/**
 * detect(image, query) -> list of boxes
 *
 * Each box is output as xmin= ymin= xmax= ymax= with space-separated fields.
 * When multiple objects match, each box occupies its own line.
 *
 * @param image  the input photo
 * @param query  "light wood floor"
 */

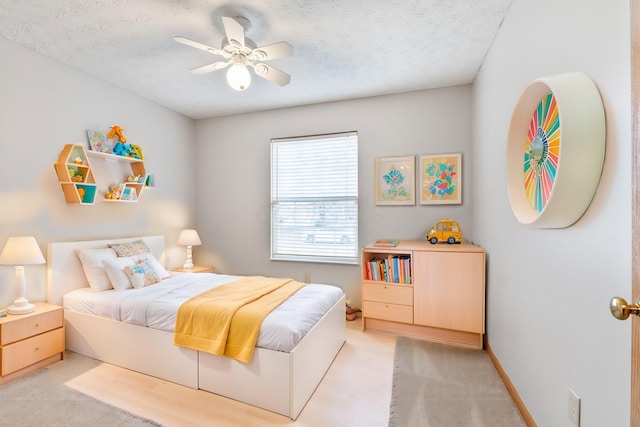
xmin=65 ymin=318 xmax=397 ymax=427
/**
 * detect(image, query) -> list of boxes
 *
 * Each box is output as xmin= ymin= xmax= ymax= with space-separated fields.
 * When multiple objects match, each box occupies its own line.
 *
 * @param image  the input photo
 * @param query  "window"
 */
xmin=271 ymin=132 xmax=358 ymax=264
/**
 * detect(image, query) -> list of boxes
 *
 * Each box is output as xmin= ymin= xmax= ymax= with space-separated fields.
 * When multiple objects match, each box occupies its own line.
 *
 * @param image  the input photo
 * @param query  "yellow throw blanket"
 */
xmin=174 ymin=276 xmax=304 ymax=364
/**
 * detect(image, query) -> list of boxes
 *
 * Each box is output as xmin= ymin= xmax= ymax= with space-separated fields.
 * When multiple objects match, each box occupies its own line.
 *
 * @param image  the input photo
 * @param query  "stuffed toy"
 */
xmin=130 ymin=144 xmax=143 ymax=159
xmin=112 ymin=142 xmax=133 ymax=157
xmin=106 ymin=126 xmax=143 ymax=159
xmin=107 ymin=125 xmax=126 ymax=143
xmin=105 ymin=185 xmax=121 ymax=200
xmin=345 ymin=298 xmax=361 ymax=321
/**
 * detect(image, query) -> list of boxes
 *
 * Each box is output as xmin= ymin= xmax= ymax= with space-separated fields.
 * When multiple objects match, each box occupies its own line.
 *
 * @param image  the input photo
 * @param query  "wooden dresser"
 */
xmin=362 ymin=240 xmax=485 ymax=349
xmin=0 ymin=302 xmax=65 ymax=383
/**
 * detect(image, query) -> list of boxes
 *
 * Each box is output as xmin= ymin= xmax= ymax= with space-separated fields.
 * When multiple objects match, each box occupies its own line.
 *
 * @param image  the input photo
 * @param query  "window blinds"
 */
xmin=271 ymin=132 xmax=358 ymax=264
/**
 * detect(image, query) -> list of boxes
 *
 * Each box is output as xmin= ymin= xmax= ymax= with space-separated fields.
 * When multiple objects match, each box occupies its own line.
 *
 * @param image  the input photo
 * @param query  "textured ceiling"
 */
xmin=0 ymin=0 xmax=512 ymax=119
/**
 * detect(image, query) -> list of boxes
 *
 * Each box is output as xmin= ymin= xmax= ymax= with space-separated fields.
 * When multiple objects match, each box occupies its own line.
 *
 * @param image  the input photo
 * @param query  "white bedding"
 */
xmin=63 ymin=272 xmax=344 ymax=352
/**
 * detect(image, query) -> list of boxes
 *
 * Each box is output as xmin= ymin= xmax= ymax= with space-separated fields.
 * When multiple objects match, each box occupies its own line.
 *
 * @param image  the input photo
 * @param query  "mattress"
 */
xmin=63 ymin=272 xmax=344 ymax=352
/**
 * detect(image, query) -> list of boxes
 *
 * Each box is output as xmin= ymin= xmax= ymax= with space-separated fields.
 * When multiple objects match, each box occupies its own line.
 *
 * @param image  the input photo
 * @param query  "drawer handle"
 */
xmin=35 ymin=347 xmax=39 ymax=351
xmin=34 ymin=323 xmax=39 ymax=328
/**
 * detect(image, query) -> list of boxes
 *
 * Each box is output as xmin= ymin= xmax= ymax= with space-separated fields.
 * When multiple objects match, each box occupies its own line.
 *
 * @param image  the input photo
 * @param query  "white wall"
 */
xmin=472 ymin=1 xmax=631 ymax=426
xmin=0 ymin=37 xmax=196 ymax=307
xmin=194 ymin=87 xmax=474 ymax=303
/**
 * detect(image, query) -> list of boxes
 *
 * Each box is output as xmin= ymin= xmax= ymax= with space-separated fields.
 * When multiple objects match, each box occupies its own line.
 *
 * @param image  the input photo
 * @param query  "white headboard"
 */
xmin=47 ymin=235 xmax=165 ymax=306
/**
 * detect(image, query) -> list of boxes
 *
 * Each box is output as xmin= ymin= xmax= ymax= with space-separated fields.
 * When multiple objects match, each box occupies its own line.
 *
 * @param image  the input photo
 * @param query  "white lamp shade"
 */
xmin=0 ymin=236 xmax=45 ymax=265
xmin=0 ymin=236 xmax=44 ymax=315
xmin=226 ymin=64 xmax=251 ymax=91
xmin=177 ymin=229 xmax=201 ymax=246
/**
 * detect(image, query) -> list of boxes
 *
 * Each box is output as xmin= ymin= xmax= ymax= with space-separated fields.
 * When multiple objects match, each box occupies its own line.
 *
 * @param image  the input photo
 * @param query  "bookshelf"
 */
xmin=54 ymin=144 xmax=150 ymax=204
xmin=363 ymin=254 xmax=411 ymax=283
xmin=53 ymin=144 xmax=97 ymax=204
xmin=361 ymin=240 xmax=485 ymax=349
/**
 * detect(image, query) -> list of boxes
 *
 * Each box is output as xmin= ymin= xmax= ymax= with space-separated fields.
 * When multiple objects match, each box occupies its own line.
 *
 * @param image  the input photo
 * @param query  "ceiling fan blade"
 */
xmin=222 ymin=16 xmax=245 ymax=48
xmin=191 ymin=61 xmax=230 ymax=74
xmin=250 ymin=41 xmax=293 ymax=61
xmin=252 ymin=63 xmax=291 ymax=86
xmin=174 ymin=36 xmax=225 ymax=56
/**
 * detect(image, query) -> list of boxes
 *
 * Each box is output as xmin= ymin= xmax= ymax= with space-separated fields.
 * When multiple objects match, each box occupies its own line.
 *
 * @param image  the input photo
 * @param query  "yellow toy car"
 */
xmin=426 ymin=219 xmax=462 ymax=244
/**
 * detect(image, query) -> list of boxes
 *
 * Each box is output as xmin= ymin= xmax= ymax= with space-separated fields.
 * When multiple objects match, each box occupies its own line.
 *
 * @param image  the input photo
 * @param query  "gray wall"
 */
xmin=472 ymin=0 xmax=631 ymax=425
xmin=0 ymin=37 xmax=196 ymax=306
xmin=194 ymin=87 xmax=474 ymax=304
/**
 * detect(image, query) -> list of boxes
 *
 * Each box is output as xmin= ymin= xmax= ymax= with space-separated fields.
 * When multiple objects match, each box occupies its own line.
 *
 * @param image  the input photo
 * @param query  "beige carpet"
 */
xmin=388 ymin=336 xmax=527 ymax=427
xmin=0 ymin=351 xmax=160 ymax=426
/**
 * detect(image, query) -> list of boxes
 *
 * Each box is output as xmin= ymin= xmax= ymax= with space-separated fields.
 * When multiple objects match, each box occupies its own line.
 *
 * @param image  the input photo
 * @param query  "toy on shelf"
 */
xmin=105 ymin=185 xmax=121 ymax=200
xmin=107 ymin=125 xmax=127 ymax=143
xmin=126 ymin=174 xmax=147 ymax=184
xmin=426 ymin=219 xmax=462 ymax=244
xmin=107 ymin=125 xmax=142 ymax=159
xmin=68 ymin=167 xmax=85 ymax=182
xmin=130 ymin=144 xmax=144 ymax=159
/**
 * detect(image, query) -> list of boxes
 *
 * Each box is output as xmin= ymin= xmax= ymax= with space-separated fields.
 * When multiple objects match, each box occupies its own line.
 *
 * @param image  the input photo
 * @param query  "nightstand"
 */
xmin=0 ymin=302 xmax=65 ymax=384
xmin=172 ymin=266 xmax=215 ymax=274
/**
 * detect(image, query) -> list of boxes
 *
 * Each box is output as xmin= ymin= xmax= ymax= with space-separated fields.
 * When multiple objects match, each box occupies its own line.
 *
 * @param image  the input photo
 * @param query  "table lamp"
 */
xmin=0 ymin=236 xmax=46 ymax=314
xmin=177 ymin=229 xmax=201 ymax=270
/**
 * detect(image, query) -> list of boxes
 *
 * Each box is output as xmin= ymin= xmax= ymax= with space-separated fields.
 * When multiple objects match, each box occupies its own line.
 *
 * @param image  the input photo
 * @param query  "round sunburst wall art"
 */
xmin=506 ymin=72 xmax=606 ymax=228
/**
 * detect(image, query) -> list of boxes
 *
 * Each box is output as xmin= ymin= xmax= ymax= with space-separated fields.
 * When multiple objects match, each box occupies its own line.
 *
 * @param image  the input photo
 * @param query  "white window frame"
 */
xmin=270 ymin=131 xmax=358 ymax=265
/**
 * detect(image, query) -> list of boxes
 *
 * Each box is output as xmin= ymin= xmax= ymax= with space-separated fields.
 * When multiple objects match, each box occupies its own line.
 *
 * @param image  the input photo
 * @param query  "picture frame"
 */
xmin=120 ymin=186 xmax=137 ymax=201
xmin=374 ymin=156 xmax=415 ymax=205
xmin=419 ymin=153 xmax=462 ymax=205
xmin=86 ymin=129 xmax=112 ymax=153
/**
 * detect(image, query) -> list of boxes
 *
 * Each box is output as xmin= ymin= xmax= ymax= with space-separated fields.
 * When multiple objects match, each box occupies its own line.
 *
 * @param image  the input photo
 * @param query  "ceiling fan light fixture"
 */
xmin=175 ymin=16 xmax=292 ymax=90
xmin=227 ymin=63 xmax=251 ymax=91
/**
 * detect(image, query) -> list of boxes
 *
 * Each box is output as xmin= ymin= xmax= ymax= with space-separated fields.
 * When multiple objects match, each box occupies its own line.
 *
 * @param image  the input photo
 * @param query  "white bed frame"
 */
xmin=46 ymin=235 xmax=346 ymax=420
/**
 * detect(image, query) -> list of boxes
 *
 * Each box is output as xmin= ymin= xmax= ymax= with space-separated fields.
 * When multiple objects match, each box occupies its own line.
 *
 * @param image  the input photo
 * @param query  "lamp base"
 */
xmin=7 ymin=301 xmax=35 ymax=315
xmin=183 ymin=245 xmax=194 ymax=270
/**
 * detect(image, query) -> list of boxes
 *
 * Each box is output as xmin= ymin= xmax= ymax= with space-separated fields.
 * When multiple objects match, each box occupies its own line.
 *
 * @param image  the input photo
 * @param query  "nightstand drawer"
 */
xmin=1 ymin=328 xmax=65 ymax=375
xmin=363 ymin=301 xmax=413 ymax=323
xmin=0 ymin=308 xmax=63 ymax=345
xmin=362 ymin=282 xmax=413 ymax=305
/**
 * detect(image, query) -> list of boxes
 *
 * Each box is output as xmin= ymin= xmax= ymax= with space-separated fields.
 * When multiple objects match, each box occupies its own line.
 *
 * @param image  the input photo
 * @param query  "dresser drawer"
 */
xmin=0 ymin=308 xmax=63 ymax=345
xmin=362 ymin=282 xmax=413 ymax=305
xmin=1 ymin=327 xmax=65 ymax=375
xmin=363 ymin=301 xmax=413 ymax=323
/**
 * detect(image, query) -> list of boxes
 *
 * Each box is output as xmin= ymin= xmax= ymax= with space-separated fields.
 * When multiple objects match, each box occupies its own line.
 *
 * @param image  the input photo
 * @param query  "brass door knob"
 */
xmin=610 ymin=297 xmax=640 ymax=320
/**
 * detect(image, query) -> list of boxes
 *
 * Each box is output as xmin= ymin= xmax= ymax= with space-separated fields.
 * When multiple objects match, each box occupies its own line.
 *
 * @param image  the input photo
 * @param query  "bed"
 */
xmin=46 ymin=235 xmax=346 ymax=420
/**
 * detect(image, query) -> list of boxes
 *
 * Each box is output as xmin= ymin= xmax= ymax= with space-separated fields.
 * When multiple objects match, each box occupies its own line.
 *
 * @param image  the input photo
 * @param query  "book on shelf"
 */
xmin=372 ymin=239 xmax=399 ymax=247
xmin=364 ymin=255 xmax=412 ymax=284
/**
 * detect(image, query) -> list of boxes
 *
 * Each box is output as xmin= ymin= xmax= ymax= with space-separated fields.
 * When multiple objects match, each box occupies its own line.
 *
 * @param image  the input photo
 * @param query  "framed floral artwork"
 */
xmin=86 ymin=129 xmax=112 ymax=153
xmin=419 ymin=153 xmax=462 ymax=205
xmin=374 ymin=156 xmax=415 ymax=205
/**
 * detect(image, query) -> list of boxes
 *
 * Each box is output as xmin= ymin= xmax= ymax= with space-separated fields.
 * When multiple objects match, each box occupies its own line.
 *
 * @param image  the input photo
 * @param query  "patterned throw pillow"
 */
xmin=137 ymin=252 xmax=170 ymax=279
xmin=108 ymin=239 xmax=150 ymax=257
xmin=124 ymin=260 xmax=161 ymax=288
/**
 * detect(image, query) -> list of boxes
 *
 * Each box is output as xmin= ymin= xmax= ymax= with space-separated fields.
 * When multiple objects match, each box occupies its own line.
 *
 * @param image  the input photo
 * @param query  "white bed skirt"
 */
xmin=64 ymin=294 xmax=345 ymax=419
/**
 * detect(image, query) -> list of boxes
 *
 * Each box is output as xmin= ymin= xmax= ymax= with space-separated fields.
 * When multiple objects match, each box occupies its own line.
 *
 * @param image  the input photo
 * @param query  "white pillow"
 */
xmin=102 ymin=256 xmax=137 ymax=291
xmin=76 ymin=248 xmax=118 ymax=291
xmin=137 ymin=252 xmax=170 ymax=279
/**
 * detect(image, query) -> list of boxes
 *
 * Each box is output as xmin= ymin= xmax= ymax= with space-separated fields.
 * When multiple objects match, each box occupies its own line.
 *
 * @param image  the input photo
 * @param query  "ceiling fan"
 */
xmin=175 ymin=16 xmax=293 ymax=91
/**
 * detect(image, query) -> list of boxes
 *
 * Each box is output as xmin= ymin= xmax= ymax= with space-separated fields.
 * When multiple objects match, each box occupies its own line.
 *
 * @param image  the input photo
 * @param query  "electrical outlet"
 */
xmin=304 ymin=272 xmax=311 ymax=283
xmin=568 ymin=388 xmax=581 ymax=426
